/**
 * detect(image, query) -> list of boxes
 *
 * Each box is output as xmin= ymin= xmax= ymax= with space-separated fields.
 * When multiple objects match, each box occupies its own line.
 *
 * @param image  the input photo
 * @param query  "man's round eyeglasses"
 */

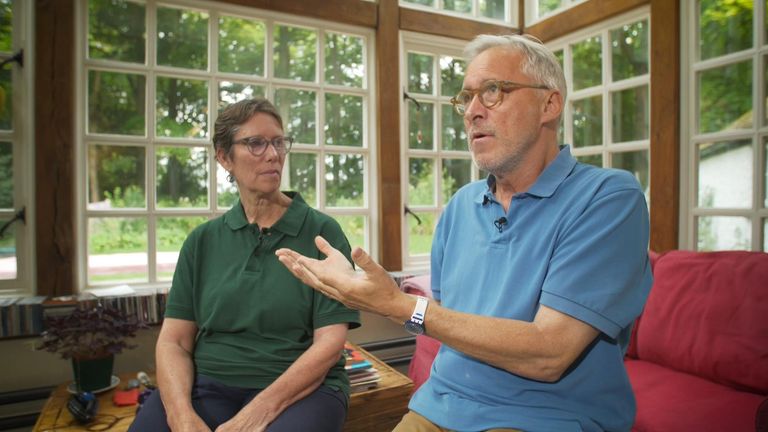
xmin=234 ymin=136 xmax=294 ymax=156
xmin=450 ymin=79 xmax=550 ymax=115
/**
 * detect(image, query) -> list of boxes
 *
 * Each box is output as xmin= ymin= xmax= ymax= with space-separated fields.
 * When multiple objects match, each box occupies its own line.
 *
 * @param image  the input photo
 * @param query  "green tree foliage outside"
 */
xmin=88 ymin=0 xmax=145 ymax=63
xmin=0 ymin=0 xmax=11 ymax=53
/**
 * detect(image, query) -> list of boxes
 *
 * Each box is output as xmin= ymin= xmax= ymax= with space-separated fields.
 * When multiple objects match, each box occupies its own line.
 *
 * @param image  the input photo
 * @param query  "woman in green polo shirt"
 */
xmin=129 ymin=98 xmax=361 ymax=432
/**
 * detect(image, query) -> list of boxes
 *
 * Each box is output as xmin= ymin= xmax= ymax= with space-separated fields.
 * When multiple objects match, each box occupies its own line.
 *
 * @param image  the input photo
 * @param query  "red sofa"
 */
xmin=403 ymin=250 xmax=768 ymax=431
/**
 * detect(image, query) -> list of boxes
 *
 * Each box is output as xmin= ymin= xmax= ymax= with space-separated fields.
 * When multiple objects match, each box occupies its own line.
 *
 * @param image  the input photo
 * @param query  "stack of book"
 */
xmin=0 ymin=286 xmax=169 ymax=338
xmin=344 ymin=343 xmax=381 ymax=393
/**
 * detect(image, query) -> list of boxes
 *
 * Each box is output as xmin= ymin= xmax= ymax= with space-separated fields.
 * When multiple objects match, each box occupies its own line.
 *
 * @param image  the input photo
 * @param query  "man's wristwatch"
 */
xmin=404 ymin=296 xmax=429 ymax=335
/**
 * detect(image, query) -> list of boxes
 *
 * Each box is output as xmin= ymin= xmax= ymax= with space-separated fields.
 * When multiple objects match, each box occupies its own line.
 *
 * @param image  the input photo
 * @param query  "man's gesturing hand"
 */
xmin=276 ymin=236 xmax=411 ymax=320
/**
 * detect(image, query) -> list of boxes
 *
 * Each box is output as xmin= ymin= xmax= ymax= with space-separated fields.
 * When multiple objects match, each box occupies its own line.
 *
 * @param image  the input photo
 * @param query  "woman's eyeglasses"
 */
xmin=234 ymin=136 xmax=294 ymax=156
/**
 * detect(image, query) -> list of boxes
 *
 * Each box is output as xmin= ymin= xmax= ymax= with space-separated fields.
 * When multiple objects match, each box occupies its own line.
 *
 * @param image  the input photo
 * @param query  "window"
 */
xmin=548 ymin=9 xmax=651 ymax=206
xmin=401 ymin=32 xmax=478 ymax=268
xmin=78 ymin=0 xmax=375 ymax=288
xmin=682 ymin=0 xmax=766 ymax=251
xmin=0 ymin=0 xmax=33 ymax=295
xmin=400 ymin=0 xmax=515 ymax=25
xmin=525 ymin=0 xmax=586 ymax=25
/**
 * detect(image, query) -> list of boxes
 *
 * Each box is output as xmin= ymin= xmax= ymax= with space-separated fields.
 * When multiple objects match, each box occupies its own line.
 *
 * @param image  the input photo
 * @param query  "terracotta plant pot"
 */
xmin=71 ymin=355 xmax=114 ymax=392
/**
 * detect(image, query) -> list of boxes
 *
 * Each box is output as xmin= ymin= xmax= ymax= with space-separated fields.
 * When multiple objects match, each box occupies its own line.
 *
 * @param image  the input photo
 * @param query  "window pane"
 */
xmin=88 ymin=217 xmax=148 ymax=284
xmin=764 ymin=219 xmax=767 ymax=252
xmin=288 ymin=153 xmax=317 ymax=207
xmin=0 ymin=0 xmax=11 ymax=52
xmin=409 ymin=101 xmax=434 ymax=150
xmin=408 ymin=211 xmax=436 ymax=256
xmin=409 ymin=158 xmax=435 ymax=206
xmin=443 ymin=0 xmax=470 ymax=13
xmin=88 ymin=0 xmax=145 ymax=63
xmin=0 ymin=67 xmax=11 ymax=130
xmin=274 ymin=25 xmax=317 ymax=82
xmin=156 ymin=216 xmax=207 ymax=281
xmin=698 ymin=60 xmax=752 ymax=134
xmin=218 ymin=16 xmax=265 ymax=76
xmin=334 ymin=215 xmax=365 ymax=249
xmin=697 ymin=139 xmax=752 ymax=208
xmin=325 ymin=93 xmax=363 ymax=147
xmin=764 ymin=138 xmax=767 ymax=208
xmin=156 ymin=77 xmax=208 ymax=138
xmin=216 ymin=164 xmax=238 ymax=210
xmin=553 ymin=49 xmax=564 ymax=68
xmin=87 ymin=144 xmax=145 ymax=209
xmin=577 ymin=154 xmax=602 ymax=167
xmin=441 ymin=104 xmax=466 ymax=151
xmin=218 ymin=81 xmax=265 ymax=111
xmin=442 ymin=158 xmax=471 ymax=203
xmin=0 ymin=217 xmax=16 ymax=280
xmin=572 ymin=36 xmax=602 ymax=90
xmin=325 ymin=153 xmax=364 ymax=207
xmin=274 ymin=88 xmax=316 ymax=144
xmin=538 ymin=0 xmax=563 ymax=17
xmin=157 ymin=6 xmax=208 ymax=70
xmin=613 ymin=150 xmax=649 ymax=204
xmin=408 ymin=53 xmax=433 ymax=94
xmin=699 ymin=0 xmax=753 ymax=60
xmin=696 ymin=216 xmax=751 ymax=251
xmin=156 ymin=146 xmax=209 ymax=208
xmin=0 ymin=142 xmax=10 ymax=208
xmin=611 ymin=19 xmax=648 ymax=81
xmin=479 ymin=0 xmax=505 ymax=20
xmin=612 ymin=85 xmax=649 ymax=142
xmin=325 ymin=33 xmax=364 ymax=87
xmin=440 ymin=56 xmax=465 ymax=97
xmin=572 ymin=95 xmax=602 ymax=148
xmin=403 ymin=0 xmax=435 ymax=7
xmin=88 ymin=70 xmax=146 ymax=135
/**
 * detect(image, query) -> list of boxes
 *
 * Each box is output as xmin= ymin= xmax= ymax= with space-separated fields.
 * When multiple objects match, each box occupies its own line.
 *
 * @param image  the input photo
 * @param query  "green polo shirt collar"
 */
xmin=223 ymin=191 xmax=309 ymax=237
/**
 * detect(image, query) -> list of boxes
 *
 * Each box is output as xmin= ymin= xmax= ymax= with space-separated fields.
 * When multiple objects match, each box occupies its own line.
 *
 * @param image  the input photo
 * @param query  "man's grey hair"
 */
xmin=464 ymin=34 xmax=567 ymax=104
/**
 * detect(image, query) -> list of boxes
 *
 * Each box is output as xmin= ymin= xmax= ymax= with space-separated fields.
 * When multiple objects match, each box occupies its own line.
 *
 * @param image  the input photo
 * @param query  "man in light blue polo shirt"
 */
xmin=277 ymin=33 xmax=652 ymax=432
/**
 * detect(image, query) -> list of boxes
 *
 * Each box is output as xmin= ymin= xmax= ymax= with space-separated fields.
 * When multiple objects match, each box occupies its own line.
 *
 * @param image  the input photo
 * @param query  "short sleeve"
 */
xmin=540 ymin=186 xmax=653 ymax=339
xmin=165 ymin=230 xmax=197 ymax=322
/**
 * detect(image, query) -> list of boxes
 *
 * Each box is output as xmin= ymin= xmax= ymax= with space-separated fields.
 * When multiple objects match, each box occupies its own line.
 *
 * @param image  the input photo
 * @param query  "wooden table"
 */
xmin=33 ymin=344 xmax=412 ymax=432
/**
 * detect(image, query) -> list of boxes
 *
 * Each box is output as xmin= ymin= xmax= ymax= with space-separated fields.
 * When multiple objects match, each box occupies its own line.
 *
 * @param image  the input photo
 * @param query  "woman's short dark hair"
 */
xmin=213 ymin=98 xmax=284 ymax=156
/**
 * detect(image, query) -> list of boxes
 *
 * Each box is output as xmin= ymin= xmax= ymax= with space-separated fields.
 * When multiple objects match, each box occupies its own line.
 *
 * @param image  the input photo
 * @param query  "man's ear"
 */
xmin=541 ymin=90 xmax=563 ymax=124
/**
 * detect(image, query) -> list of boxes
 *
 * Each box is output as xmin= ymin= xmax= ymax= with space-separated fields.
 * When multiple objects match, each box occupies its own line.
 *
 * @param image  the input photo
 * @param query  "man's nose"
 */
xmin=463 ymin=93 xmax=486 ymax=121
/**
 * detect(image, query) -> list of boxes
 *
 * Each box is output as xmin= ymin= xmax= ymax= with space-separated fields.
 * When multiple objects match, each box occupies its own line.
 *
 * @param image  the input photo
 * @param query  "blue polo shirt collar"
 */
xmin=224 ymin=191 xmax=309 ymax=237
xmin=475 ymin=145 xmax=576 ymax=204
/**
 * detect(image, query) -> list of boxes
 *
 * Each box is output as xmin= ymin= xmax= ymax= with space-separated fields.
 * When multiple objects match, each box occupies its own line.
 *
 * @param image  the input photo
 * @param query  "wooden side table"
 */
xmin=33 ymin=344 xmax=412 ymax=432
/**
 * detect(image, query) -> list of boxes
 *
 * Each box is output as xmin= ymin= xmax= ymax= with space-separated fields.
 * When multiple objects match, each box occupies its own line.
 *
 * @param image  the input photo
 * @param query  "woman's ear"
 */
xmin=216 ymin=147 xmax=233 ymax=171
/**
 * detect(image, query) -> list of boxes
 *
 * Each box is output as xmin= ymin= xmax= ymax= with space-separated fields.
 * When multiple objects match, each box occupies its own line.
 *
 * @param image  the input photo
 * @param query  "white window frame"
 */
xmin=680 ymin=0 xmax=767 ymax=251
xmin=399 ymin=0 xmax=517 ymax=26
xmin=400 ymin=31 xmax=477 ymax=270
xmin=547 ymin=7 xmax=651 ymax=204
xmin=0 ymin=0 xmax=35 ymax=295
xmin=524 ymin=0 xmax=587 ymax=27
xmin=75 ymin=0 xmax=377 ymax=290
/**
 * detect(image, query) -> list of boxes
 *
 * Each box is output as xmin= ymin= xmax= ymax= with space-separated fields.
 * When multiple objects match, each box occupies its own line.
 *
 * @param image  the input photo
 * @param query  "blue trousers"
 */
xmin=128 ymin=374 xmax=347 ymax=432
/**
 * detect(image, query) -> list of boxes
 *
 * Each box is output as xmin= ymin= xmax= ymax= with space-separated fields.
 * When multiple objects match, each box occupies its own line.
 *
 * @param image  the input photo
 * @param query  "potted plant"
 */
xmin=38 ymin=304 xmax=147 ymax=392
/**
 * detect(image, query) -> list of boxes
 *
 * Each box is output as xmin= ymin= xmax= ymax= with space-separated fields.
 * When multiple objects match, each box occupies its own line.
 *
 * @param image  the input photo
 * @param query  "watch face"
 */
xmin=404 ymin=320 xmax=425 ymax=335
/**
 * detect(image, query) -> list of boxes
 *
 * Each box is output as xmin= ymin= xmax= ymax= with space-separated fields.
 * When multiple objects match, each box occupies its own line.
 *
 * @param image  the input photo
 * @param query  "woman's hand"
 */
xmin=276 ymin=236 xmax=410 ymax=319
xmin=168 ymin=413 xmax=212 ymax=432
xmin=214 ymin=407 xmax=271 ymax=432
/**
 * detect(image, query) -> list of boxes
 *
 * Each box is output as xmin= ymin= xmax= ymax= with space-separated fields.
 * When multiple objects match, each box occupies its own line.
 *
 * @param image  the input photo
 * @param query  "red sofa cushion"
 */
xmin=634 ymin=250 xmax=768 ymax=394
xmin=626 ymin=358 xmax=767 ymax=432
xmin=408 ymin=334 xmax=440 ymax=393
xmin=626 ymin=251 xmax=660 ymax=359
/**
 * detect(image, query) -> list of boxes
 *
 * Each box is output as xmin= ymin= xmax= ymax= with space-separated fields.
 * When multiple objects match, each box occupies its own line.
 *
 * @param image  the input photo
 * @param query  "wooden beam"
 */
xmin=649 ymin=0 xmax=680 ymax=252
xmin=376 ymin=0 xmax=402 ymax=270
xmin=399 ymin=7 xmax=518 ymax=41
xmin=219 ymin=0 xmax=377 ymax=28
xmin=525 ymin=0 xmax=648 ymax=42
xmin=35 ymin=0 xmax=76 ymax=296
